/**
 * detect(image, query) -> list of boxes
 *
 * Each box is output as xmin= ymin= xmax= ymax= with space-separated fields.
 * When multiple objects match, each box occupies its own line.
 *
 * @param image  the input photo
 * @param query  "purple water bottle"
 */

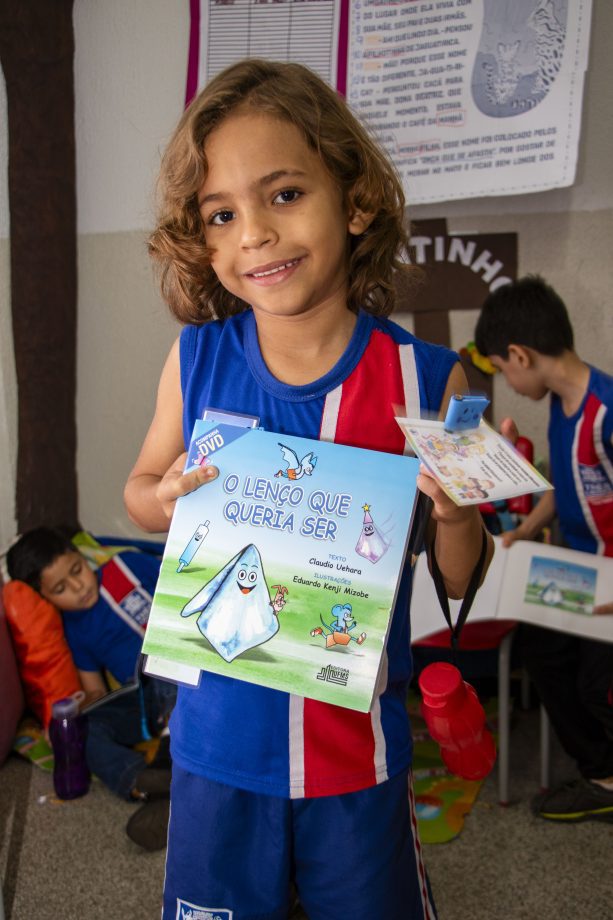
xmin=49 ymin=695 xmax=90 ymax=800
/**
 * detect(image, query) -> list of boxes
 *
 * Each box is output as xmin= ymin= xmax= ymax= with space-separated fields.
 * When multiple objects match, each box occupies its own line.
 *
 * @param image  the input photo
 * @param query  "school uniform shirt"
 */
xmin=549 ymin=365 xmax=613 ymax=556
xmin=172 ymin=308 xmax=457 ymax=798
xmin=61 ymin=551 xmax=159 ymax=684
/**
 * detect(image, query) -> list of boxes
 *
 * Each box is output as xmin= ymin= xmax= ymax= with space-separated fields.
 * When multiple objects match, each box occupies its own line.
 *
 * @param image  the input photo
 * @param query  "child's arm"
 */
xmin=78 ymin=669 xmax=108 ymax=707
xmin=496 ymin=415 xmax=556 ymax=547
xmin=124 ymin=338 xmax=218 ymax=532
xmin=419 ymin=362 xmax=494 ymax=599
xmin=501 ymin=488 xmax=556 ymax=547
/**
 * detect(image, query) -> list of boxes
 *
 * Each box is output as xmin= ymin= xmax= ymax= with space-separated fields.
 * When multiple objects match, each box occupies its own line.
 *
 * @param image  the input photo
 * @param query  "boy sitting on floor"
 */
xmin=6 ymin=526 xmax=176 ymax=849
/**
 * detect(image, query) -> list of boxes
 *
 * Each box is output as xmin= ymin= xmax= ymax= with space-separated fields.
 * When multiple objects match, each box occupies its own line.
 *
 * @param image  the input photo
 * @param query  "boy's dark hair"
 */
xmin=6 ymin=527 xmax=76 ymax=592
xmin=149 ymin=58 xmax=415 ymax=323
xmin=474 ymin=275 xmax=574 ymax=359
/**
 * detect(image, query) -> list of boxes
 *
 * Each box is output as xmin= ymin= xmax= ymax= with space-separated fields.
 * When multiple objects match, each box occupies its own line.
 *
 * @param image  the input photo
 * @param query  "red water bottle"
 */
xmin=507 ymin=436 xmax=534 ymax=515
xmin=418 ymin=662 xmax=496 ymax=780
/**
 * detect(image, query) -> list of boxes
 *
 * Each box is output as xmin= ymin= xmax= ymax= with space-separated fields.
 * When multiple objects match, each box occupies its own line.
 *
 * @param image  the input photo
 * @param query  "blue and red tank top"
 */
xmin=548 ymin=365 xmax=613 ymax=557
xmin=170 ymin=308 xmax=457 ymax=798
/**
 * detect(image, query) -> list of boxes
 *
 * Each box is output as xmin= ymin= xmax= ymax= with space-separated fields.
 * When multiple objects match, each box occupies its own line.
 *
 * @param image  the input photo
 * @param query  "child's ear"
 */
xmin=508 ymin=344 xmax=534 ymax=368
xmin=347 ymin=196 xmax=375 ymax=236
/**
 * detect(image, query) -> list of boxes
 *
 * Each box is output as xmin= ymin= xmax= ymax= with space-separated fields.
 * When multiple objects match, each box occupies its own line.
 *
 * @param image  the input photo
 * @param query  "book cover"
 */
xmin=142 ymin=421 xmax=421 ymax=712
xmin=411 ymin=537 xmax=613 ymax=645
xmin=395 ymin=417 xmax=552 ymax=506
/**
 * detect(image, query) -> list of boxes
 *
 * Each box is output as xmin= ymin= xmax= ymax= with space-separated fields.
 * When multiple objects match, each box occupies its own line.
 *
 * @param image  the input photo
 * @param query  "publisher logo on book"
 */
xmin=316 ymin=664 xmax=349 ymax=686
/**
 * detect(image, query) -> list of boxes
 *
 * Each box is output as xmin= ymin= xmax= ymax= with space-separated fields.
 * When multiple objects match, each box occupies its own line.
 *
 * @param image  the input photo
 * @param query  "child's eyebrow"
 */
xmin=199 ymin=169 xmax=308 ymax=206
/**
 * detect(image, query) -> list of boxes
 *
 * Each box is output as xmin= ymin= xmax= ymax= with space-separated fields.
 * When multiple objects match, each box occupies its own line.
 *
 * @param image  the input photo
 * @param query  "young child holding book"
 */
xmin=475 ymin=274 xmax=613 ymax=825
xmin=124 ymin=59 xmax=493 ymax=919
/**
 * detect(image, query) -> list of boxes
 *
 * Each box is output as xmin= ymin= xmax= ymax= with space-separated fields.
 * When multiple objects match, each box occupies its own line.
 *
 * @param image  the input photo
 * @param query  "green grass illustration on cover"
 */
xmin=142 ymin=419 xmax=421 ymax=712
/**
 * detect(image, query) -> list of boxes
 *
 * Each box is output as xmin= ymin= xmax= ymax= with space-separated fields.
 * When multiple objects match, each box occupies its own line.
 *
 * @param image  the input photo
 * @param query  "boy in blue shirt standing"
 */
xmin=475 ymin=275 xmax=613 ymax=824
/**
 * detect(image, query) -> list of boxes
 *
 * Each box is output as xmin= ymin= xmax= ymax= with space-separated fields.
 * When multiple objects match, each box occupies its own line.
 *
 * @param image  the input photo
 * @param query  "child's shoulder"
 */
xmin=98 ymin=549 xmax=161 ymax=583
xmin=179 ymin=312 xmax=250 ymax=378
xmin=372 ymin=313 xmax=458 ymax=365
xmin=180 ymin=311 xmax=247 ymax=342
xmin=587 ymin=364 xmax=613 ymax=407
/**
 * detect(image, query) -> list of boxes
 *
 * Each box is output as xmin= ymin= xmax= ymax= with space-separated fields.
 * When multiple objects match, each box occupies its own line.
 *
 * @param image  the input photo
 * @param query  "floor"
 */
xmin=1 ymin=705 xmax=612 ymax=919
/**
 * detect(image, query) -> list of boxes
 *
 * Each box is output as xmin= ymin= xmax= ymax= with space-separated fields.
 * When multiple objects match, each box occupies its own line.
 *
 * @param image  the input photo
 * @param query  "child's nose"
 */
xmin=67 ymin=575 xmax=84 ymax=591
xmin=240 ymin=209 xmax=276 ymax=249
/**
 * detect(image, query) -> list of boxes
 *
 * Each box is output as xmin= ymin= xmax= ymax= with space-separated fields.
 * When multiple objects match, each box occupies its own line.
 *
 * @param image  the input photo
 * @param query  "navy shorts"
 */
xmin=163 ymin=766 xmax=437 ymax=920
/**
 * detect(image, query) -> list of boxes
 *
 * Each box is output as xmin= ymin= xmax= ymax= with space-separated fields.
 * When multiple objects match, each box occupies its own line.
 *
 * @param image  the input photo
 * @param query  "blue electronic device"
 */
xmin=444 ymin=393 xmax=490 ymax=432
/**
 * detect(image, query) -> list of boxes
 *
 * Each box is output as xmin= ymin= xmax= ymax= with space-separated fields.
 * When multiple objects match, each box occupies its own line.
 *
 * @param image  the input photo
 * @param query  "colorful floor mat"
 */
xmin=409 ymin=693 xmax=498 ymax=844
xmin=13 ymin=718 xmax=54 ymax=772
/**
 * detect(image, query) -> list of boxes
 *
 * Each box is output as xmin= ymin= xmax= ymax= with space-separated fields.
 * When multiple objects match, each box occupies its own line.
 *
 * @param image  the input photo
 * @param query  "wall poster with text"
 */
xmin=186 ymin=0 xmax=592 ymax=204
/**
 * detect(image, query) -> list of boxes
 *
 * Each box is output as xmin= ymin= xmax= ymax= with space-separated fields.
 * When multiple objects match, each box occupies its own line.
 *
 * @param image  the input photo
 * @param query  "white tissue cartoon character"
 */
xmin=181 ymin=544 xmax=278 ymax=662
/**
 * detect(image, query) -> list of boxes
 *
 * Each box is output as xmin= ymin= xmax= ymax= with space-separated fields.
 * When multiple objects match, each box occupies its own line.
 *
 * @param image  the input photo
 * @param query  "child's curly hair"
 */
xmin=149 ymin=58 xmax=415 ymax=324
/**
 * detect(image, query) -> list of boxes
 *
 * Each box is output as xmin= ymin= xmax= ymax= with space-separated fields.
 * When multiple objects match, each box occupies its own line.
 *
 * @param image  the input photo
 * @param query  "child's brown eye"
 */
xmin=275 ymin=190 xmax=300 ymax=205
xmin=210 ymin=210 xmax=234 ymax=225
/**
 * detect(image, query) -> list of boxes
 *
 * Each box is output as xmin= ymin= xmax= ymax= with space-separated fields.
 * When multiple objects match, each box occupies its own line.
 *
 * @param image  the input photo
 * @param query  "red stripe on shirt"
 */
xmin=577 ymin=395 xmax=613 ymax=555
xmin=101 ymin=558 xmax=139 ymax=603
xmin=302 ymin=331 xmax=411 ymax=796
xmin=334 ymin=329 xmax=409 ymax=454
xmin=302 ymin=698 xmax=378 ymax=796
xmin=577 ymin=395 xmax=600 ymax=466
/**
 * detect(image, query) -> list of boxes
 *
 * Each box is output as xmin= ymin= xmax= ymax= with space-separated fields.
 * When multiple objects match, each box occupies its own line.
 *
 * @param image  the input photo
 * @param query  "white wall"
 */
xmin=73 ymin=1 xmax=190 ymax=537
xmin=1 ymin=0 xmax=611 ymax=542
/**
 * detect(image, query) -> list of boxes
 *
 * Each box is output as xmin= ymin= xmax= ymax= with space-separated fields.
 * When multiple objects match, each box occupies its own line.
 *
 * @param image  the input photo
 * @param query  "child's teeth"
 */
xmin=253 ymin=261 xmax=294 ymax=277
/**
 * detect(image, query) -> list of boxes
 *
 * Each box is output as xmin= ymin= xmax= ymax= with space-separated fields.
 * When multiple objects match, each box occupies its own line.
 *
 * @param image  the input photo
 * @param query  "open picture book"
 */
xmin=395 ymin=416 xmax=552 ymax=506
xmin=143 ymin=419 xmax=425 ymax=712
xmin=411 ymin=536 xmax=613 ymax=644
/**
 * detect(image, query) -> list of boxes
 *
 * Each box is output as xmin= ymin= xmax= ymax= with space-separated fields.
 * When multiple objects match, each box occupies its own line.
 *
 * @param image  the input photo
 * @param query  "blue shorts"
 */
xmin=163 ymin=766 xmax=437 ymax=920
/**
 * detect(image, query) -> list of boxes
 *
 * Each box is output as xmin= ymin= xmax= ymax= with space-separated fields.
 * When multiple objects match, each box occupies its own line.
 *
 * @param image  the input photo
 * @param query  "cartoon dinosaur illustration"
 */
xmin=310 ymin=603 xmax=366 ymax=649
xmin=274 ymin=442 xmax=318 ymax=480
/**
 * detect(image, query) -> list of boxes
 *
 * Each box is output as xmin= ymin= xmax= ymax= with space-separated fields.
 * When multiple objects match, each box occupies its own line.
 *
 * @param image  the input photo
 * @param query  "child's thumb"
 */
xmin=195 ymin=464 xmax=219 ymax=485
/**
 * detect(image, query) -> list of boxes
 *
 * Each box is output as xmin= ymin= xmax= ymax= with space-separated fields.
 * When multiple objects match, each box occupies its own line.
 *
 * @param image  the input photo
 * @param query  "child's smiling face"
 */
xmin=198 ymin=110 xmax=369 ymax=322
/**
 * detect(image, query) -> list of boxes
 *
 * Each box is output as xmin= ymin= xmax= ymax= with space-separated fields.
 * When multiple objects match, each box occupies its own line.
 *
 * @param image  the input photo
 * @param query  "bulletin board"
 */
xmin=186 ymin=0 xmax=593 ymax=203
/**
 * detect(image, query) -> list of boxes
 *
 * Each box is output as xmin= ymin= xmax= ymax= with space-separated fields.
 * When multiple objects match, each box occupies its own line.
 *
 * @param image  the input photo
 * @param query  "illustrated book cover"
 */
xmin=395 ymin=417 xmax=552 ymax=506
xmin=411 ymin=536 xmax=613 ymax=645
xmin=142 ymin=420 xmax=422 ymax=712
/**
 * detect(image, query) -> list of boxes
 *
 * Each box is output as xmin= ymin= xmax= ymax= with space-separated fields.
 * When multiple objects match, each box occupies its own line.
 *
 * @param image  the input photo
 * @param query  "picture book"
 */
xmin=411 ymin=537 xmax=613 ymax=645
xmin=142 ymin=420 xmax=422 ymax=712
xmin=395 ymin=417 xmax=552 ymax=506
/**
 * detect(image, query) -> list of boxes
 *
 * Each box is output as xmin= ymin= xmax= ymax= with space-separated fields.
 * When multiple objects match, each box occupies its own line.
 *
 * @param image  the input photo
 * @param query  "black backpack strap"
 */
xmin=428 ymin=527 xmax=489 ymax=661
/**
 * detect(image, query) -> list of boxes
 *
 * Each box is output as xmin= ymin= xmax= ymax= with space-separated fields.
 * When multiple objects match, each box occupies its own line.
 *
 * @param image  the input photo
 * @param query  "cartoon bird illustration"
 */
xmin=274 ymin=443 xmax=318 ymax=480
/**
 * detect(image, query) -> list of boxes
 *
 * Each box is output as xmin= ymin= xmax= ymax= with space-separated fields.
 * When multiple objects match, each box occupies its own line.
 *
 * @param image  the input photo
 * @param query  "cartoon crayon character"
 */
xmin=310 ymin=603 xmax=366 ymax=648
xmin=177 ymin=521 xmax=210 ymax=572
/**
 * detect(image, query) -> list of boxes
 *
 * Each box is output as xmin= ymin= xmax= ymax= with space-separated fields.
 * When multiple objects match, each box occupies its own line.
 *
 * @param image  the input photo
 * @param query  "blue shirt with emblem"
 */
xmin=61 ymin=551 xmax=160 ymax=683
